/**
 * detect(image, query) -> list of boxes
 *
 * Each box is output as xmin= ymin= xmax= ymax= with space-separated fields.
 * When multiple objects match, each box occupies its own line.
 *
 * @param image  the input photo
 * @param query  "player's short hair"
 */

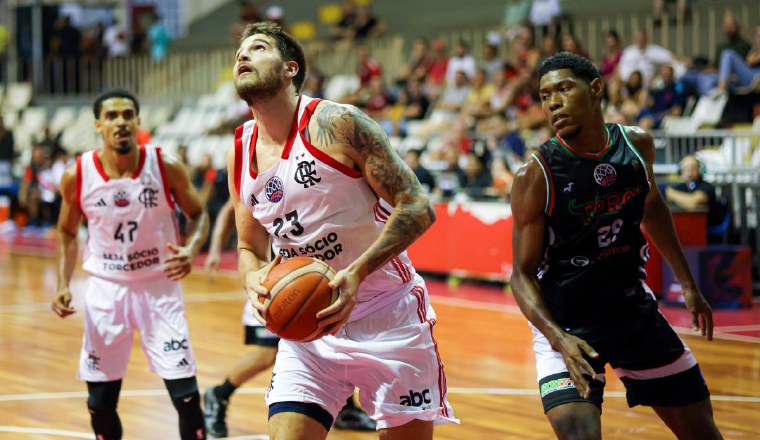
xmin=240 ymin=22 xmax=306 ymax=92
xmin=93 ymin=89 xmax=140 ymax=119
xmin=538 ymin=52 xmax=601 ymax=85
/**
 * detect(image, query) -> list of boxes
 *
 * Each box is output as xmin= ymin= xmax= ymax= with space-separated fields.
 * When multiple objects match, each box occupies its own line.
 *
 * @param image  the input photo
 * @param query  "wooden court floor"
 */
xmin=1 ymin=250 xmax=759 ymax=439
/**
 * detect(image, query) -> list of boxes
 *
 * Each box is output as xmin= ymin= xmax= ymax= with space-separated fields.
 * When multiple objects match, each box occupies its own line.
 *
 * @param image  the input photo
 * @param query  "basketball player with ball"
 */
xmin=226 ymin=22 xmax=457 ymax=439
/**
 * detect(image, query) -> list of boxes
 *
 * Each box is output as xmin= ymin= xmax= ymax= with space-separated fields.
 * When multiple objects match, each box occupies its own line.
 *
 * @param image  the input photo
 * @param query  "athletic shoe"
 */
xmin=203 ymin=387 xmax=229 ymax=438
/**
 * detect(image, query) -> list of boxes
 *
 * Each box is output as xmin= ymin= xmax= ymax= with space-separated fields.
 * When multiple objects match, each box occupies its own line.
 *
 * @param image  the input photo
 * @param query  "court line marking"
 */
xmin=0 ymin=425 xmax=268 ymax=439
xmin=2 ymin=387 xmax=759 ymax=403
xmin=0 ymin=426 xmax=92 ymax=438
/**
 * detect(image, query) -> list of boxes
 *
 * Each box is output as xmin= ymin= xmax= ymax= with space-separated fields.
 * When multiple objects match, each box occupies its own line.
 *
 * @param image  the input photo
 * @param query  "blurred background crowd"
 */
xmin=0 ymin=0 xmax=758 ymax=267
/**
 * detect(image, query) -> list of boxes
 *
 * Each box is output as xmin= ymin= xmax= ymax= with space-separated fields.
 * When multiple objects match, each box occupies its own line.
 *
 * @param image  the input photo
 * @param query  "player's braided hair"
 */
xmin=240 ymin=22 xmax=307 ymax=92
xmin=538 ymin=51 xmax=601 ymax=85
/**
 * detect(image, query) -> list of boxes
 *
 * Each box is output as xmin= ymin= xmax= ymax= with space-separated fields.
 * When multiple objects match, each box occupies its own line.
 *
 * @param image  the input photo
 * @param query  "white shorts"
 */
xmin=78 ymin=275 xmax=197 ymax=382
xmin=266 ymin=275 xmax=458 ymax=430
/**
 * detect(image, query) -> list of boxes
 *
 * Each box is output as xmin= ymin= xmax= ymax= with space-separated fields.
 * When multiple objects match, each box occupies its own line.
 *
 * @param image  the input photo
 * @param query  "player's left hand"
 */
xmin=315 ymin=268 xmax=360 ymax=336
xmin=683 ymin=285 xmax=713 ymax=340
xmin=163 ymin=243 xmax=194 ymax=281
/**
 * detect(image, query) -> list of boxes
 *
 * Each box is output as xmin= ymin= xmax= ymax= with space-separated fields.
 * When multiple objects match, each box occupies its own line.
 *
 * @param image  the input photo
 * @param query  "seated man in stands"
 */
xmin=665 ymin=155 xmax=725 ymax=231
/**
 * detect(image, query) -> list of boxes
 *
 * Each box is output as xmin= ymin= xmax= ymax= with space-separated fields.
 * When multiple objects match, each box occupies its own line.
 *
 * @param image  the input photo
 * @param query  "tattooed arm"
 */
xmin=308 ymin=102 xmax=436 ymax=333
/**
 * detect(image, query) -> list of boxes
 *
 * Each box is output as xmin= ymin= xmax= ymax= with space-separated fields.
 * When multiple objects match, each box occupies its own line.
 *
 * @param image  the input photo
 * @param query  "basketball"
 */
xmin=259 ymin=257 xmax=338 ymax=341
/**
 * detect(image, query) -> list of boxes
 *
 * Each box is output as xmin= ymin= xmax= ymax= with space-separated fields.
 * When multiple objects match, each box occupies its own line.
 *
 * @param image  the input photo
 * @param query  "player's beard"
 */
xmin=235 ymin=67 xmax=285 ymax=104
xmin=113 ymin=137 xmax=135 ymax=155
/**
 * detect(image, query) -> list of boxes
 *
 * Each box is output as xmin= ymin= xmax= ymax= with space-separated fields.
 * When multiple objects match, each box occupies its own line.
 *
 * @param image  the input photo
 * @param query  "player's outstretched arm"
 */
xmin=510 ymin=159 xmax=599 ymax=398
xmin=628 ymin=126 xmax=713 ymax=340
xmin=309 ymin=102 xmax=435 ymax=334
xmin=226 ymin=142 xmax=278 ymax=323
xmin=52 ymin=164 xmax=82 ymax=318
xmin=205 ymin=199 xmax=236 ymax=273
xmin=162 ymin=154 xmax=210 ymax=280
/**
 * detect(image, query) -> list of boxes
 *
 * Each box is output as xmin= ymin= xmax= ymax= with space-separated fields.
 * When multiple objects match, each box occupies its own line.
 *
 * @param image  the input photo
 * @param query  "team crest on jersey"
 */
xmin=294 ymin=159 xmax=321 ymax=188
xmin=138 ymin=187 xmax=159 ymax=208
xmin=264 ymin=177 xmax=284 ymax=203
xmin=593 ymin=163 xmax=617 ymax=187
xmin=113 ymin=191 xmax=130 ymax=207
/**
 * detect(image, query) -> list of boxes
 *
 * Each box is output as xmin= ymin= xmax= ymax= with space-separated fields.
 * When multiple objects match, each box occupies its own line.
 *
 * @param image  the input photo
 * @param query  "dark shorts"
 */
xmin=533 ymin=290 xmax=710 ymax=412
xmin=244 ymin=325 xmax=280 ymax=348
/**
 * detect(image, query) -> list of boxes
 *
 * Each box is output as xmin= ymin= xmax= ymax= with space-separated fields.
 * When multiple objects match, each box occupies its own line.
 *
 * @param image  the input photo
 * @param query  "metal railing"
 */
xmin=652 ymin=130 xmax=760 ymax=166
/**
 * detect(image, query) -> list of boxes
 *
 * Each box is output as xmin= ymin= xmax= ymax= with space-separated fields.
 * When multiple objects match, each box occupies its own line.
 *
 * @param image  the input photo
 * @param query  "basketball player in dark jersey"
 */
xmin=511 ymin=52 xmax=723 ymax=439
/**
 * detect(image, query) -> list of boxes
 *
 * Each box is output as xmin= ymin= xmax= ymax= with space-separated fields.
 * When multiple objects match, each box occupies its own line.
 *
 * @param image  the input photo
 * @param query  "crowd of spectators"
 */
xmin=303 ymin=9 xmax=760 ymax=206
xmin=3 ymin=2 xmax=759 ymax=237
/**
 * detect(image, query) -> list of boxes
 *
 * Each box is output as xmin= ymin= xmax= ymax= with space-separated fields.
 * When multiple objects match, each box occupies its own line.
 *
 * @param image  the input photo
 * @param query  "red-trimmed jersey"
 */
xmin=235 ymin=95 xmax=416 ymax=321
xmin=78 ymin=145 xmax=179 ymax=281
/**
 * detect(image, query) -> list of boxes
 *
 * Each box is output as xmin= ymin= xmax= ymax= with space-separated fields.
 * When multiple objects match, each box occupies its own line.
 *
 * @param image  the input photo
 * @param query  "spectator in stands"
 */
xmin=530 ymin=0 xmax=562 ymax=37
xmin=0 ymin=23 xmax=8 ymax=83
xmin=486 ymin=156 xmax=514 ymax=200
xmin=356 ymin=44 xmax=382 ymax=89
xmin=362 ymin=76 xmax=392 ymax=120
xmin=19 ymin=144 xmax=54 ymax=229
xmin=638 ymin=64 xmax=686 ymax=129
xmin=618 ymin=30 xmax=678 ymax=86
xmin=463 ymin=67 xmax=496 ymax=120
xmin=0 ymin=116 xmax=16 ymax=201
xmin=459 ymin=153 xmax=492 ymax=199
xmin=509 ymin=26 xmax=541 ymax=76
xmin=352 ymin=5 xmax=383 ymax=40
xmin=653 ymin=0 xmax=690 ymax=27
xmin=301 ymin=72 xmax=325 ymax=99
xmin=49 ymin=15 xmax=81 ymax=93
xmin=147 ymin=12 xmax=171 ymax=63
xmin=446 ymin=40 xmax=477 ymax=87
xmin=264 ymin=5 xmax=287 ymax=31
xmin=230 ymin=1 xmax=263 ymax=43
xmin=600 ymin=30 xmax=623 ymax=78
xmin=50 ymin=15 xmax=81 ymax=60
xmin=561 ymin=34 xmax=590 ymax=59
xmin=404 ymin=149 xmax=436 ymax=194
xmin=682 ymin=24 xmax=760 ymax=96
xmin=82 ymin=22 xmax=106 ymax=60
xmin=665 ymin=155 xmax=725 ymax=229
xmin=711 ymin=25 xmax=760 ymax=95
xmin=619 ymin=70 xmax=648 ymax=124
xmin=715 ymin=13 xmax=752 ymax=66
xmin=103 ymin=18 xmax=129 ymax=58
xmin=481 ymin=43 xmax=502 ymax=80
xmin=436 ymin=147 xmax=465 ymax=199
xmin=539 ymin=34 xmax=560 ymax=59
xmin=436 ymin=70 xmax=471 ymax=115
xmin=425 ymin=39 xmax=449 ymax=96
xmin=331 ymin=0 xmax=356 ymax=41
xmin=397 ymin=37 xmax=432 ymax=87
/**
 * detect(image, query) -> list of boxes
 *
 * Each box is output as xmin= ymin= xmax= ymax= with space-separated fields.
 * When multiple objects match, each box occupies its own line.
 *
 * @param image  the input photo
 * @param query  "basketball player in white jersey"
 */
xmin=51 ymin=89 xmax=209 ymax=440
xmin=202 ymin=200 xmax=376 ymax=437
xmin=227 ymin=22 xmax=457 ymax=439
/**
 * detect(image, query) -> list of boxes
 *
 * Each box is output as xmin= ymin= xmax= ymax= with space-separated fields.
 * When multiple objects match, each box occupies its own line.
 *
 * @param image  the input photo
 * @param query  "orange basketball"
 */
xmin=259 ymin=257 xmax=337 ymax=341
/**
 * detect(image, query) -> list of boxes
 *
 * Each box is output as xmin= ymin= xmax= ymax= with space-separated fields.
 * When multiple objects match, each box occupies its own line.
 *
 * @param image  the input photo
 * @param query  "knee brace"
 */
xmin=86 ymin=380 xmax=123 ymax=440
xmin=164 ymin=377 xmax=206 ymax=440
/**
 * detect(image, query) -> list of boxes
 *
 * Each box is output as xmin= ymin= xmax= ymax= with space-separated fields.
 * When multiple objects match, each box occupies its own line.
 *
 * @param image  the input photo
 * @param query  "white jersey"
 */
xmin=235 ymin=95 xmax=415 ymax=321
xmin=78 ymin=145 xmax=179 ymax=282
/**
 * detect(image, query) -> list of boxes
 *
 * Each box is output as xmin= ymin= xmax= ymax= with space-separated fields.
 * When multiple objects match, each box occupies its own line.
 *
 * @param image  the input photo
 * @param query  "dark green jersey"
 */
xmin=532 ymin=124 xmax=651 ymax=327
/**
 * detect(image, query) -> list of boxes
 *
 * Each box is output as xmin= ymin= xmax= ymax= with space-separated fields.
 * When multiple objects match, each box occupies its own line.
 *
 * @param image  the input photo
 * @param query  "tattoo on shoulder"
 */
xmin=315 ymin=103 xmax=416 ymax=196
